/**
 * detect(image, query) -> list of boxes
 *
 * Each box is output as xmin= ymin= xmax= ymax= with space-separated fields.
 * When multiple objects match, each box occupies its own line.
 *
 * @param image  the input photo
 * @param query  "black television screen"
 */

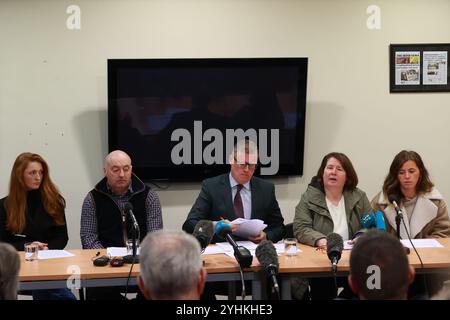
xmin=108 ymin=58 xmax=308 ymax=181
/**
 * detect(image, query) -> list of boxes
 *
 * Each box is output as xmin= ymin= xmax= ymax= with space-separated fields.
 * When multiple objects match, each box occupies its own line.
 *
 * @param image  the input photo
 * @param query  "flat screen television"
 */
xmin=108 ymin=58 xmax=308 ymax=181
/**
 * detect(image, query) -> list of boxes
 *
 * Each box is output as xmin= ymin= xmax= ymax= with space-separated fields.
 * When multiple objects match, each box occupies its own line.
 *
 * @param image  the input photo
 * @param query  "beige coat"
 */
xmin=371 ymin=188 xmax=450 ymax=239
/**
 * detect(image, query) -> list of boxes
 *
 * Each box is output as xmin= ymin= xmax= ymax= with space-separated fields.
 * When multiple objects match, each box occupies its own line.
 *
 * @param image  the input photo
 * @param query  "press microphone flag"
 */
xmin=360 ymin=211 xmax=387 ymax=231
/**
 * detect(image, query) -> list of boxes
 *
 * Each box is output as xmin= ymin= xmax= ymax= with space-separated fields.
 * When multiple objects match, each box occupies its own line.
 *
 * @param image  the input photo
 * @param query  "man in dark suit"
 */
xmin=183 ymin=139 xmax=285 ymax=244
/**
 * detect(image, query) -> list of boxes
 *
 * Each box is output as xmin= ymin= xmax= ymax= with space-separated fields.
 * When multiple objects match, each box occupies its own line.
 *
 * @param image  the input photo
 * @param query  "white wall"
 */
xmin=1 ymin=0 xmax=450 ymax=248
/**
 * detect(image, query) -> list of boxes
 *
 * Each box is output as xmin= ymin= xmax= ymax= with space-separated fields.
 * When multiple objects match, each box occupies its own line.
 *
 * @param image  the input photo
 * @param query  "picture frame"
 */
xmin=390 ymin=43 xmax=450 ymax=93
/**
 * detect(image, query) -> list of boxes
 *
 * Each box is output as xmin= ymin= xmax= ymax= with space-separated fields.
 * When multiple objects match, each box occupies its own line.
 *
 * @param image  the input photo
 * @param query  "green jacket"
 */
xmin=293 ymin=181 xmax=372 ymax=246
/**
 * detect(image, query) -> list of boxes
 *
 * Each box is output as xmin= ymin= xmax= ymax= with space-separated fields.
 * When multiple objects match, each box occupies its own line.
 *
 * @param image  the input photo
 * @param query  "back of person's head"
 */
xmin=383 ymin=150 xmax=434 ymax=200
xmin=348 ymin=230 xmax=414 ymax=300
xmin=5 ymin=152 xmax=65 ymax=234
xmin=0 ymin=242 xmax=20 ymax=300
xmin=138 ymin=230 xmax=206 ymax=300
xmin=315 ymin=152 xmax=358 ymax=190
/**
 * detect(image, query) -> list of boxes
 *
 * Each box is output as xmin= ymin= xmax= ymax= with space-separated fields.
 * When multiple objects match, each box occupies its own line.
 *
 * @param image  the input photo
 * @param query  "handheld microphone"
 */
xmin=326 ymin=233 xmax=343 ymax=273
xmin=255 ymin=240 xmax=280 ymax=299
xmin=360 ymin=211 xmax=387 ymax=231
xmin=215 ymin=221 xmax=253 ymax=268
xmin=192 ymin=220 xmax=214 ymax=253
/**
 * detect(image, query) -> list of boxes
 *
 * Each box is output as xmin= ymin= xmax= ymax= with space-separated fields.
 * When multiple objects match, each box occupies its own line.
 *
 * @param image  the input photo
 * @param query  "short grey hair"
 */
xmin=0 ymin=242 xmax=20 ymax=300
xmin=139 ymin=230 xmax=202 ymax=299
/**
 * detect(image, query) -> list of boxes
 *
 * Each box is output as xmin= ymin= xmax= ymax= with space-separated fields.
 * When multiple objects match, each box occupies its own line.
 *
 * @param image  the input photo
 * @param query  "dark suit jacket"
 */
xmin=182 ymin=173 xmax=285 ymax=243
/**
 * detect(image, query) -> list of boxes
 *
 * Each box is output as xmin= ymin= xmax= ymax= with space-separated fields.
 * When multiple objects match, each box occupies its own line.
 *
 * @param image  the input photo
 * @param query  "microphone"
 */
xmin=360 ymin=211 xmax=387 ymax=231
xmin=215 ymin=220 xmax=253 ymax=268
xmin=192 ymin=220 xmax=214 ymax=253
xmin=255 ymin=240 xmax=280 ymax=298
xmin=326 ymin=233 xmax=343 ymax=273
xmin=388 ymin=195 xmax=405 ymax=240
xmin=124 ymin=202 xmax=139 ymax=231
xmin=123 ymin=202 xmax=139 ymax=258
xmin=388 ymin=195 xmax=410 ymax=254
xmin=388 ymin=195 xmax=403 ymax=216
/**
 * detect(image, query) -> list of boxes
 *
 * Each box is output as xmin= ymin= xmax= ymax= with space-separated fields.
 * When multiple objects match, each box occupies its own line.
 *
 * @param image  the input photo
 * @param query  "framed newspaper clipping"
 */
xmin=390 ymin=43 xmax=450 ymax=93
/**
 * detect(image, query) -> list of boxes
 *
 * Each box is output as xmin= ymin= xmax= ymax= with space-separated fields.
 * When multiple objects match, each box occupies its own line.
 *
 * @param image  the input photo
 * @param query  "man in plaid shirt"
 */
xmin=80 ymin=150 xmax=163 ymax=299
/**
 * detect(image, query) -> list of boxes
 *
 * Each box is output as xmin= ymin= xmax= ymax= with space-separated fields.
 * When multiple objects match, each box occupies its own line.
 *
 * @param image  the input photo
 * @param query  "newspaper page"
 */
xmin=423 ymin=51 xmax=447 ymax=85
xmin=395 ymin=51 xmax=420 ymax=85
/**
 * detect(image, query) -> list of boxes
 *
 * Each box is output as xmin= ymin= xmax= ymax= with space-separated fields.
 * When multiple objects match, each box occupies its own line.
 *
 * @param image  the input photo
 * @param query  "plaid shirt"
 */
xmin=80 ymin=184 xmax=163 ymax=249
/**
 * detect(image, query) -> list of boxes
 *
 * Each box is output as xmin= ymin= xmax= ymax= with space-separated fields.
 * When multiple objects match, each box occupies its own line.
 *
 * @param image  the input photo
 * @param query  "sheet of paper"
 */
xmin=202 ymin=245 xmax=227 ymax=255
xmin=38 ymin=250 xmax=75 ymax=260
xmin=401 ymin=239 xmax=444 ymax=248
xmin=106 ymin=247 xmax=141 ymax=256
xmin=230 ymin=218 xmax=267 ymax=238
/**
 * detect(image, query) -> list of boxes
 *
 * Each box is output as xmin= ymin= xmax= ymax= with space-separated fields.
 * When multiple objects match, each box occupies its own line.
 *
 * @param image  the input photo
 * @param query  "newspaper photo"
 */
xmin=395 ymin=51 xmax=420 ymax=85
xmin=423 ymin=51 xmax=447 ymax=85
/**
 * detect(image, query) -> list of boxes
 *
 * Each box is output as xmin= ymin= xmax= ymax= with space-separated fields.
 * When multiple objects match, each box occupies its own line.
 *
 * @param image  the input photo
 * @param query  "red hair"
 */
xmin=4 ymin=152 xmax=65 ymax=233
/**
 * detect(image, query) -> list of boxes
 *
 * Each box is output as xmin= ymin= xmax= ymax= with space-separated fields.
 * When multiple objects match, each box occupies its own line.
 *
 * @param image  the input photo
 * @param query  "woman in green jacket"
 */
xmin=293 ymin=152 xmax=372 ymax=299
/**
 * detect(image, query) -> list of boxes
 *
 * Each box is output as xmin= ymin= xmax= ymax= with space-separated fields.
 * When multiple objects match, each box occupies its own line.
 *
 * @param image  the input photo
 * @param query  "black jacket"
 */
xmin=0 ymin=190 xmax=69 ymax=251
xmin=90 ymin=175 xmax=150 ymax=247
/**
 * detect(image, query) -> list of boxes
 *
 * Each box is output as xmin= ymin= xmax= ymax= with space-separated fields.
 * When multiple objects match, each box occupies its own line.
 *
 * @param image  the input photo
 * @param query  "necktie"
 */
xmin=233 ymin=184 xmax=244 ymax=219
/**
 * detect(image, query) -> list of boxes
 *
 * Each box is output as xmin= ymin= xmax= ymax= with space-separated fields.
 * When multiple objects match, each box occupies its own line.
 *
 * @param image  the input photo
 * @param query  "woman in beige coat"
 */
xmin=371 ymin=150 xmax=450 ymax=239
xmin=371 ymin=150 xmax=450 ymax=297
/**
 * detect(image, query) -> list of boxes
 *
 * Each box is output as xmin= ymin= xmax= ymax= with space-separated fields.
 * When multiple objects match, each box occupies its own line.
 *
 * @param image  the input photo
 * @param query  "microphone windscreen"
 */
xmin=388 ymin=195 xmax=397 ymax=204
xmin=124 ymin=202 xmax=133 ymax=212
xmin=255 ymin=240 xmax=279 ymax=270
xmin=374 ymin=210 xmax=387 ymax=231
xmin=326 ymin=232 xmax=344 ymax=257
xmin=360 ymin=212 xmax=375 ymax=229
xmin=255 ymin=240 xmax=279 ymax=276
xmin=214 ymin=220 xmax=232 ymax=238
xmin=192 ymin=220 xmax=214 ymax=250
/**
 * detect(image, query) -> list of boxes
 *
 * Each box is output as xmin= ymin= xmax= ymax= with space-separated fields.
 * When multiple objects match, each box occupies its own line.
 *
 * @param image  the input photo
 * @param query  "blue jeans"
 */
xmin=32 ymin=288 xmax=77 ymax=300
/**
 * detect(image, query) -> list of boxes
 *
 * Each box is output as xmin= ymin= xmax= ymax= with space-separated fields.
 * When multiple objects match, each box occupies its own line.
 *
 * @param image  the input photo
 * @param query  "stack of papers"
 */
xmin=230 ymin=218 xmax=267 ymax=238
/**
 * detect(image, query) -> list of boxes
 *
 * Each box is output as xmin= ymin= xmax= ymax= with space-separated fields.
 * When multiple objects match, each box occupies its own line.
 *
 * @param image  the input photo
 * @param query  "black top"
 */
xmin=0 ymin=190 xmax=69 ymax=251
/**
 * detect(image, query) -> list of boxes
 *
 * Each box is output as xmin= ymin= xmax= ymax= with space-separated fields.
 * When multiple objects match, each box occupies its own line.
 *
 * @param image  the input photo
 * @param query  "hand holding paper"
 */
xmin=229 ymin=218 xmax=267 ymax=238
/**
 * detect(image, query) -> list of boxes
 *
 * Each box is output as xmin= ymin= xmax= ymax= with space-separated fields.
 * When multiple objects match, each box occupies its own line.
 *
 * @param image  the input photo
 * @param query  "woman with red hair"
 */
xmin=0 ymin=152 xmax=75 ymax=300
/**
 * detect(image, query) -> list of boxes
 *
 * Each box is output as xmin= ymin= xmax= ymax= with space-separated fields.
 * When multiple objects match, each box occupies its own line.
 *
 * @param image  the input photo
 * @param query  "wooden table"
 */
xmin=19 ymin=248 xmax=263 ymax=298
xmin=19 ymin=239 xmax=450 ymax=299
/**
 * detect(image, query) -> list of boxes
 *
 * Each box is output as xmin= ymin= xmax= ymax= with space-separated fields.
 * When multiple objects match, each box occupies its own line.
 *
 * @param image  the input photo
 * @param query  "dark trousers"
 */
xmin=85 ymin=286 xmax=144 ymax=300
xmin=309 ymin=276 xmax=356 ymax=300
xmin=32 ymin=288 xmax=77 ymax=300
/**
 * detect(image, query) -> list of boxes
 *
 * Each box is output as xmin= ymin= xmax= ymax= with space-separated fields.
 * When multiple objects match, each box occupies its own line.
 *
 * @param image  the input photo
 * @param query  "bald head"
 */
xmin=105 ymin=150 xmax=132 ymax=168
xmin=104 ymin=150 xmax=133 ymax=196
